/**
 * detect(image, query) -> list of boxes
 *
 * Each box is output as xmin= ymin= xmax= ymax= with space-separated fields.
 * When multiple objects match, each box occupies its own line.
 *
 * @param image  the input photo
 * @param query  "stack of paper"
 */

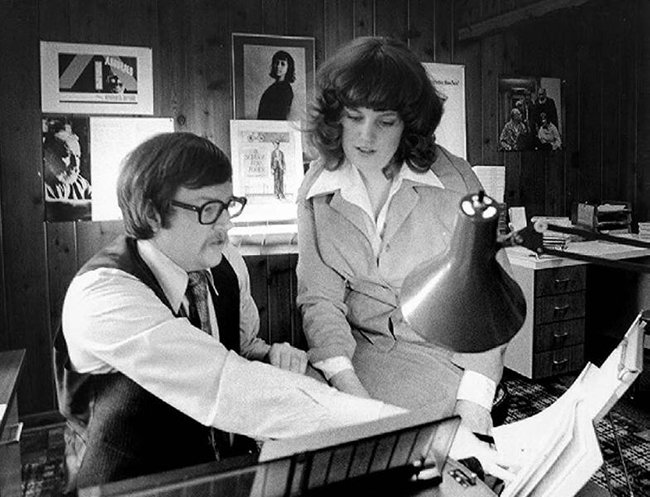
xmin=531 ymin=216 xmax=572 ymax=250
xmin=638 ymin=222 xmax=650 ymax=240
xmin=494 ymin=313 xmax=646 ymax=497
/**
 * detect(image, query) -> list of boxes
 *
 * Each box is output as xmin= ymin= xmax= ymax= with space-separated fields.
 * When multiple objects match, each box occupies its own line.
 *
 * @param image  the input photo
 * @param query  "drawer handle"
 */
xmin=554 ymin=278 xmax=571 ymax=286
xmin=553 ymin=305 xmax=570 ymax=315
xmin=552 ymin=358 xmax=569 ymax=367
xmin=553 ymin=330 xmax=569 ymax=339
xmin=0 ymin=421 xmax=23 ymax=446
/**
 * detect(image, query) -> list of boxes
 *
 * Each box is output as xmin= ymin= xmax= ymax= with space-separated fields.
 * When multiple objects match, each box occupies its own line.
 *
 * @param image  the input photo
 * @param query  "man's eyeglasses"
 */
xmin=170 ymin=196 xmax=247 ymax=225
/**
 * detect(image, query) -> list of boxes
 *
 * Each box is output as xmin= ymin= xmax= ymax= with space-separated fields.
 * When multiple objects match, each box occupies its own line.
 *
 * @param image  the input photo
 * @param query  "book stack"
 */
xmin=596 ymin=202 xmax=632 ymax=234
xmin=639 ymin=222 xmax=650 ymax=240
xmin=530 ymin=216 xmax=573 ymax=250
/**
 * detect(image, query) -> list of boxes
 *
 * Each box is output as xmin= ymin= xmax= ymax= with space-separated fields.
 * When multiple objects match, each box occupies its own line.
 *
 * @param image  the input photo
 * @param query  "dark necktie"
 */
xmin=186 ymin=271 xmax=212 ymax=335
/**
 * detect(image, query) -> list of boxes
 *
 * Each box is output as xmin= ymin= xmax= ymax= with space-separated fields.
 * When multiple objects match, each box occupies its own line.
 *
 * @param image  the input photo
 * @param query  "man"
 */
xmin=270 ymin=140 xmax=286 ymax=199
xmin=532 ymin=87 xmax=558 ymax=132
xmin=499 ymin=108 xmax=527 ymax=151
xmin=42 ymin=119 xmax=92 ymax=221
xmin=54 ymin=132 xmax=404 ymax=489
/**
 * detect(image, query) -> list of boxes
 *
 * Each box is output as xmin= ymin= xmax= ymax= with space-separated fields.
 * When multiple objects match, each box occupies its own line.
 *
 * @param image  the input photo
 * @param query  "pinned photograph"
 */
xmin=498 ymin=76 xmax=563 ymax=152
xmin=42 ymin=115 xmax=92 ymax=222
xmin=232 ymin=33 xmax=315 ymax=123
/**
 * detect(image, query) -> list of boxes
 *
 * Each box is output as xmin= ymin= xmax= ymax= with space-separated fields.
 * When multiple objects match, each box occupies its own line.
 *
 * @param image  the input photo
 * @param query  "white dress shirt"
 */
xmin=62 ymin=239 xmax=404 ymax=440
xmin=307 ymin=161 xmax=496 ymax=411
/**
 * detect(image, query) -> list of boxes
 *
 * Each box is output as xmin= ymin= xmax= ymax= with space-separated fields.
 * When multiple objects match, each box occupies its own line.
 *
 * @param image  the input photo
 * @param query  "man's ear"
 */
xmin=145 ymin=201 xmax=162 ymax=233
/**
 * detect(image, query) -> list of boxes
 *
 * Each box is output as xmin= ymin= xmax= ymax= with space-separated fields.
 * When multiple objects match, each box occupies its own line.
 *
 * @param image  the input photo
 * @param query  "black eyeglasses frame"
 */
xmin=170 ymin=196 xmax=247 ymax=225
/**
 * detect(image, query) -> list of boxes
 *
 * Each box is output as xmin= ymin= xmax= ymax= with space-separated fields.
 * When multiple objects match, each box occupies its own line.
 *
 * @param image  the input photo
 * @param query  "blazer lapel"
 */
xmin=328 ymin=191 xmax=375 ymax=247
xmin=382 ymin=183 xmax=419 ymax=244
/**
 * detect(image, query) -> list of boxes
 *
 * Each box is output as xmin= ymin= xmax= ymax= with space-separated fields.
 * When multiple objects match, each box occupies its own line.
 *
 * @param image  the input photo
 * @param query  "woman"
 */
xmin=257 ymin=50 xmax=295 ymax=120
xmin=297 ymin=37 xmax=512 ymax=436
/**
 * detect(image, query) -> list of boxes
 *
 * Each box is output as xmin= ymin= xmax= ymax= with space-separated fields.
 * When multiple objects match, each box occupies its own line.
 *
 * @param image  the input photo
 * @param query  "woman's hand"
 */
xmin=455 ymin=399 xmax=494 ymax=436
xmin=267 ymin=343 xmax=308 ymax=374
xmin=329 ymin=369 xmax=371 ymax=398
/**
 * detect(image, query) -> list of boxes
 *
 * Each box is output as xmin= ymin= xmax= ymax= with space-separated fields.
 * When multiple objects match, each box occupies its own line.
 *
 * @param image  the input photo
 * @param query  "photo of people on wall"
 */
xmin=498 ymin=76 xmax=563 ymax=152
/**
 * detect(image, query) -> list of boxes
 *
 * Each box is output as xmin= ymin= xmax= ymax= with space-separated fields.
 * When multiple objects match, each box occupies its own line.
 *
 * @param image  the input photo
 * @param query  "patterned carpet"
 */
xmin=20 ymin=376 xmax=650 ymax=497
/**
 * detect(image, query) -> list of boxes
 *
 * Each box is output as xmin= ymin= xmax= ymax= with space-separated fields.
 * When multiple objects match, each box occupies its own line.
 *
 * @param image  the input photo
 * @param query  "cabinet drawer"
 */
xmin=533 ymin=344 xmax=584 ymax=378
xmin=535 ymin=292 xmax=586 ymax=325
xmin=534 ymin=319 xmax=585 ymax=352
xmin=535 ymin=266 xmax=586 ymax=296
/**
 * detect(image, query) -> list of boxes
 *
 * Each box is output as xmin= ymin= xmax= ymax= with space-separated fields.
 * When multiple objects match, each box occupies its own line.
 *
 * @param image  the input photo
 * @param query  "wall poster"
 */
xmin=232 ymin=33 xmax=315 ymax=123
xmin=422 ymin=63 xmax=467 ymax=160
xmin=230 ymin=119 xmax=303 ymax=228
xmin=498 ymin=76 xmax=563 ymax=152
xmin=40 ymin=41 xmax=153 ymax=115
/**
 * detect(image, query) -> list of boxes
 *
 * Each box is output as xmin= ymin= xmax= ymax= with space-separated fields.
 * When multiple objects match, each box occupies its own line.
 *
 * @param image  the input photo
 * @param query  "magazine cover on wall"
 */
xmin=230 ymin=120 xmax=303 ymax=226
xmin=42 ymin=115 xmax=92 ymax=222
xmin=40 ymin=41 xmax=153 ymax=115
xmin=498 ymin=76 xmax=563 ymax=152
xmin=232 ymin=33 xmax=315 ymax=122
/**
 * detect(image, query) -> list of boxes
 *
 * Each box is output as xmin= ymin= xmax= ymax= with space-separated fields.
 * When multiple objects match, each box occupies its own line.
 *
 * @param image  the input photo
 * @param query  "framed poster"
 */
xmin=232 ymin=33 xmax=315 ymax=122
xmin=423 ymin=63 xmax=467 ymax=159
xmin=40 ymin=41 xmax=153 ymax=115
xmin=42 ymin=115 xmax=92 ymax=222
xmin=89 ymin=117 xmax=174 ymax=221
xmin=498 ymin=76 xmax=563 ymax=152
xmin=230 ymin=120 xmax=303 ymax=225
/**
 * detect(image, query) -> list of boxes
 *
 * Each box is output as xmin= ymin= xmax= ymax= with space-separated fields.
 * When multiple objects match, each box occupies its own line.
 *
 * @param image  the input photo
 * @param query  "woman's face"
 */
xmin=341 ymin=107 xmax=404 ymax=173
xmin=275 ymin=59 xmax=289 ymax=80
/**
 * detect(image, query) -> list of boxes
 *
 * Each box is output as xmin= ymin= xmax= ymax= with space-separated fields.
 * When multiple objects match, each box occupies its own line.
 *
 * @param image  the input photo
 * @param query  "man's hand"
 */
xmin=455 ymin=399 xmax=494 ymax=436
xmin=267 ymin=343 xmax=308 ymax=374
xmin=329 ymin=369 xmax=371 ymax=398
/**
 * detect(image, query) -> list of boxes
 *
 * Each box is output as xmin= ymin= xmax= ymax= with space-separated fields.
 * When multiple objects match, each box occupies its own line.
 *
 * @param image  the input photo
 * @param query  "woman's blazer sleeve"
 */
xmin=296 ymin=166 xmax=357 ymax=364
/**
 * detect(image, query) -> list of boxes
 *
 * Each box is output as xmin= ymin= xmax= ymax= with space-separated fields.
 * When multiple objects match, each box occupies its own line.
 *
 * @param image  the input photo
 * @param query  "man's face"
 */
xmin=152 ymin=183 xmax=234 ymax=271
xmin=538 ymin=89 xmax=547 ymax=102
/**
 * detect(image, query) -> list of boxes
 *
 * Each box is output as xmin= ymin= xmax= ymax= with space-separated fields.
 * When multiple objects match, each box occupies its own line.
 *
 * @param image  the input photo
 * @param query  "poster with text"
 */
xmin=423 ymin=63 xmax=467 ymax=160
xmin=230 ymin=120 xmax=303 ymax=225
xmin=41 ymin=41 xmax=153 ymax=115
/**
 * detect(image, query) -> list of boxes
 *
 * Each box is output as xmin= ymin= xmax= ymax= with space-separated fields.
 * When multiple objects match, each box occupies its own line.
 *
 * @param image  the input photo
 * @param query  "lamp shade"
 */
xmin=400 ymin=192 xmax=526 ymax=353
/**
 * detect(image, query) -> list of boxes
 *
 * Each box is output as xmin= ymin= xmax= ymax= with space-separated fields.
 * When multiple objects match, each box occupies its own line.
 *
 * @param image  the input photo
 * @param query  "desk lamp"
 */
xmin=400 ymin=191 xmax=527 ymax=353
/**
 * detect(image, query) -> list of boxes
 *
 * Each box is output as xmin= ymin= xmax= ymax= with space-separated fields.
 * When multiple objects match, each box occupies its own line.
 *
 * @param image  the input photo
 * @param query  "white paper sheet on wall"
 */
xmin=472 ymin=165 xmax=505 ymax=203
xmin=90 ymin=117 xmax=175 ymax=221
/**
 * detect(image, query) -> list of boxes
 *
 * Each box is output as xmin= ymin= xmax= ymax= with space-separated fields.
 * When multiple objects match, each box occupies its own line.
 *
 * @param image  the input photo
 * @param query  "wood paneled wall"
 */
xmin=455 ymin=0 xmax=648 ymax=221
xmin=0 ymin=0 xmax=455 ymax=418
xmin=0 ymin=0 xmax=647 ymax=418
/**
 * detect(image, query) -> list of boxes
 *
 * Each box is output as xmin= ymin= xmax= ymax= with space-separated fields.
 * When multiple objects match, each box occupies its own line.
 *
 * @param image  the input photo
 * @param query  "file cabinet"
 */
xmin=505 ymin=262 xmax=586 ymax=379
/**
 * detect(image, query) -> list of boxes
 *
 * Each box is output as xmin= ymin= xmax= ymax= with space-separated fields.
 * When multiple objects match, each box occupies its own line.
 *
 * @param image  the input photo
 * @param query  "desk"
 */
xmin=0 ymin=350 xmax=25 ymax=497
xmin=505 ymin=239 xmax=650 ymax=379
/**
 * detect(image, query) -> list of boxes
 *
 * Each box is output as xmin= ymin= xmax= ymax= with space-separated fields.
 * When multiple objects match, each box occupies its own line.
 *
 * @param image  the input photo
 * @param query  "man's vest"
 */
xmin=53 ymin=236 xmax=242 ymax=488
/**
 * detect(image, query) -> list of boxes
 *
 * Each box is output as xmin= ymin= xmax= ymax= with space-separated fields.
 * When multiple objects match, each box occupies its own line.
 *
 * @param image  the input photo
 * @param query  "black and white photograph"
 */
xmin=498 ymin=76 xmax=563 ymax=152
xmin=3 ymin=3 xmax=650 ymax=497
xmin=42 ymin=115 xmax=92 ymax=221
xmin=232 ymin=33 xmax=315 ymax=122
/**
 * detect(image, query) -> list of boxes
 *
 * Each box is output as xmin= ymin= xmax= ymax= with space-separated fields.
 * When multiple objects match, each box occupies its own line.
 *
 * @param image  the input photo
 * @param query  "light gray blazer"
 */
xmin=296 ymin=146 xmax=508 ymax=383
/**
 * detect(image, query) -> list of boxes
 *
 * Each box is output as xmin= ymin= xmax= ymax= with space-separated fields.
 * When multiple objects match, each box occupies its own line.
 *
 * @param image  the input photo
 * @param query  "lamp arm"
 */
xmin=498 ymin=222 xmax=650 ymax=273
xmin=543 ymin=223 xmax=650 ymax=249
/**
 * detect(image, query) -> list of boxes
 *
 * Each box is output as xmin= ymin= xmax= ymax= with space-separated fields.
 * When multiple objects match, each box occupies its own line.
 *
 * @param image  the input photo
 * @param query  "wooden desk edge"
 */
xmin=0 ymin=349 xmax=26 ymax=434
